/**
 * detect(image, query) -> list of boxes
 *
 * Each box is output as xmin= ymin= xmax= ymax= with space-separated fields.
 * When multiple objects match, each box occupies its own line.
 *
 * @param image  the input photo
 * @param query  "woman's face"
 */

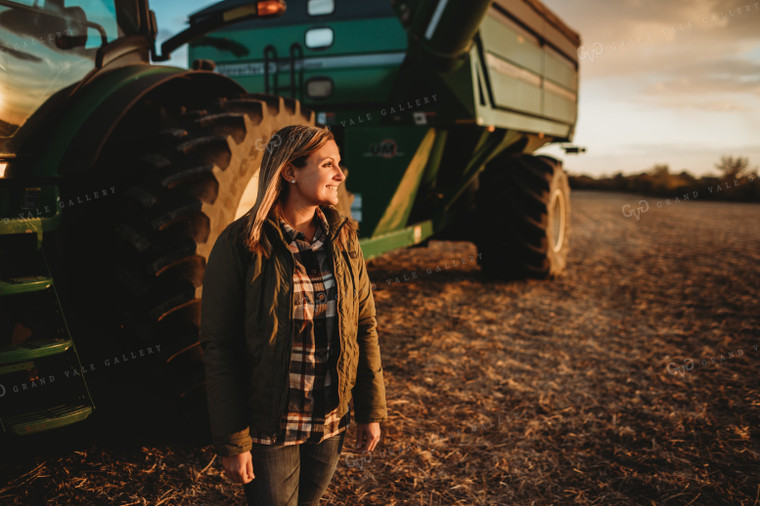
xmin=289 ymin=139 xmax=345 ymax=207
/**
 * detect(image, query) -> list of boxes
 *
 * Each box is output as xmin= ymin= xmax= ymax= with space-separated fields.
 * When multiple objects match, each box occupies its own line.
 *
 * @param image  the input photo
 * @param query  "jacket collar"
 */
xmin=264 ymin=204 xmax=348 ymax=245
xmin=278 ymin=206 xmax=330 ymax=244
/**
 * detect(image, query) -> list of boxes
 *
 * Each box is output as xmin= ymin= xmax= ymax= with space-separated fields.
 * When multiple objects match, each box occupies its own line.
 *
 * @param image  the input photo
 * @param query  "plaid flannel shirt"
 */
xmin=249 ymin=206 xmax=349 ymax=445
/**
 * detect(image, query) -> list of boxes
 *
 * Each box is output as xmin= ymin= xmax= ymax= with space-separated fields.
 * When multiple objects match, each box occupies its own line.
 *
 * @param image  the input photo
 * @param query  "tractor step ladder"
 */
xmin=263 ymin=43 xmax=304 ymax=101
xmin=0 ymin=204 xmax=95 ymax=436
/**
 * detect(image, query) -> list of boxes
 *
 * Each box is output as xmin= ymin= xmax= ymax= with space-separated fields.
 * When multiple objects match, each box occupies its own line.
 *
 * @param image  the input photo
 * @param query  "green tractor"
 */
xmin=0 ymin=0 xmax=580 ymax=436
xmin=0 ymin=0 xmax=315 ymax=436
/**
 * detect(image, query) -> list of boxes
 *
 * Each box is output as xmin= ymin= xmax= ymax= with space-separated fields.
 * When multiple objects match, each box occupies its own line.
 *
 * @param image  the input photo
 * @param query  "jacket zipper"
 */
xmin=272 ymin=242 xmax=295 ymax=442
xmin=330 ymin=215 xmax=349 ymax=416
xmin=279 ymin=254 xmax=295 ymax=441
xmin=331 ymin=240 xmax=344 ymax=416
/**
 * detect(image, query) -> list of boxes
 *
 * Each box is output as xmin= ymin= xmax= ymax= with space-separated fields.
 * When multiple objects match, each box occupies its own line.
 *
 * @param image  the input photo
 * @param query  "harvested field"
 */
xmin=1 ymin=190 xmax=759 ymax=505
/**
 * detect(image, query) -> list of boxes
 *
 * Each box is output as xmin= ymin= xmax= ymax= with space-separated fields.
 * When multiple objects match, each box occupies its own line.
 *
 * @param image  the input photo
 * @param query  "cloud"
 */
xmin=543 ymin=0 xmax=760 ymax=117
xmin=639 ymin=58 xmax=760 ymax=96
xmin=548 ymin=0 xmax=760 ymax=81
xmin=666 ymin=100 xmax=745 ymax=111
xmin=546 ymin=0 xmax=760 ymax=43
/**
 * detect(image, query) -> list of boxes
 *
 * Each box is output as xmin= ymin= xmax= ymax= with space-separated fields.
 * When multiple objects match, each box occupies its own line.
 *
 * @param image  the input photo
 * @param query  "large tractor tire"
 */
xmin=474 ymin=153 xmax=570 ymax=280
xmin=61 ymin=93 xmax=315 ymax=400
xmin=117 ymin=94 xmax=316 ymax=396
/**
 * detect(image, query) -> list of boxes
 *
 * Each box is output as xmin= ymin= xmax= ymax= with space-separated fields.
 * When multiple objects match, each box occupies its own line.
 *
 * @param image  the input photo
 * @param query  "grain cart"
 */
xmin=191 ymin=0 xmax=580 ymax=278
xmin=0 ymin=0 xmax=317 ymax=436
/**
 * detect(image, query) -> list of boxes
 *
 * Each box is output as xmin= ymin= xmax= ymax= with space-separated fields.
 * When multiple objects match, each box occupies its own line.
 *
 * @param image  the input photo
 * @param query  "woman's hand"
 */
xmin=355 ymin=422 xmax=381 ymax=452
xmin=221 ymin=451 xmax=255 ymax=484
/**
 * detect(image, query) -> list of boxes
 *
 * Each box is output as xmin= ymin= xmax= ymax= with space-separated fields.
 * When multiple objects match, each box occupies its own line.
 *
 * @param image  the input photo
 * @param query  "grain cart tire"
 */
xmin=107 ymin=94 xmax=314 ymax=398
xmin=474 ymin=154 xmax=570 ymax=280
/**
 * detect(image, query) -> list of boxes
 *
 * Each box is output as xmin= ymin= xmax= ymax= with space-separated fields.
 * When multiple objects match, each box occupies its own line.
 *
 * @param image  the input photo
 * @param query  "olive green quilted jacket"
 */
xmin=199 ymin=205 xmax=387 ymax=456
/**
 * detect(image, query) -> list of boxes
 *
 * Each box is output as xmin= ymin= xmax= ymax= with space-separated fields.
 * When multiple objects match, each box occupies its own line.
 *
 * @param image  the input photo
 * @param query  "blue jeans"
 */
xmin=243 ymin=430 xmax=345 ymax=505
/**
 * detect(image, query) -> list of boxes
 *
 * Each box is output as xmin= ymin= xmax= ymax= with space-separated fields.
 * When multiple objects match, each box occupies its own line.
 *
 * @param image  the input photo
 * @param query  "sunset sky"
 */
xmin=540 ymin=0 xmax=760 ymax=177
xmin=154 ymin=0 xmax=760 ymax=177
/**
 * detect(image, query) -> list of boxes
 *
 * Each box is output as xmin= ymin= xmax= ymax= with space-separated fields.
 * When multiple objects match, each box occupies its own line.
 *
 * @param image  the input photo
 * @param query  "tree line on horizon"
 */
xmin=568 ymin=156 xmax=760 ymax=202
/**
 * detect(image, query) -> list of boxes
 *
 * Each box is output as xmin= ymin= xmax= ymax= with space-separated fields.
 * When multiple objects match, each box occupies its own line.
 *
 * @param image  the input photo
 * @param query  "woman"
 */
xmin=200 ymin=125 xmax=387 ymax=505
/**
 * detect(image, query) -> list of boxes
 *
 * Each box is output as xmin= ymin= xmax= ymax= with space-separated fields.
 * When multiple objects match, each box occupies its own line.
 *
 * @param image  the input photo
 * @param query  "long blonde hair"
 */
xmin=238 ymin=125 xmax=358 ymax=257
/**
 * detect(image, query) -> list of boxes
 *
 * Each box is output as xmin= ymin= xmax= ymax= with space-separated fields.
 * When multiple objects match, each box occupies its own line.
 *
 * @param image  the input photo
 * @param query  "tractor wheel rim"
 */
xmin=235 ymin=170 xmax=261 ymax=220
xmin=549 ymin=187 xmax=566 ymax=253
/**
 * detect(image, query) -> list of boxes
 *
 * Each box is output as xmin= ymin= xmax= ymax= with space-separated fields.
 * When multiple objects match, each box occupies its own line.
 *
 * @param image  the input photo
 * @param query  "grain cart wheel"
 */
xmin=110 ymin=94 xmax=314 ymax=397
xmin=474 ymin=153 xmax=570 ymax=280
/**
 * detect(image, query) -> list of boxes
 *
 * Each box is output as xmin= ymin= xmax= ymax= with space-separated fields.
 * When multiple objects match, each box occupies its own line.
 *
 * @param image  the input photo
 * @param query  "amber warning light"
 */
xmin=258 ymin=0 xmax=287 ymax=17
xmin=224 ymin=1 xmax=286 ymax=22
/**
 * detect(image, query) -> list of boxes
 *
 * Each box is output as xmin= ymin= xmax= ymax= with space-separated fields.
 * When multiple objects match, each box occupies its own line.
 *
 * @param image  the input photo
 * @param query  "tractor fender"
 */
xmin=32 ymin=65 xmax=246 ymax=178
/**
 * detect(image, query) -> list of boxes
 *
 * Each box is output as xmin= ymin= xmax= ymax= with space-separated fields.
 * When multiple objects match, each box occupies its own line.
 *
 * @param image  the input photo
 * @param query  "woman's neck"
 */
xmin=279 ymin=200 xmax=318 ymax=241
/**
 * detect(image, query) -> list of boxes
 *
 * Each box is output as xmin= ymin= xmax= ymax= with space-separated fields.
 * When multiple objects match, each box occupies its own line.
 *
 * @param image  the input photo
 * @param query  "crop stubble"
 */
xmin=1 ymin=190 xmax=758 ymax=505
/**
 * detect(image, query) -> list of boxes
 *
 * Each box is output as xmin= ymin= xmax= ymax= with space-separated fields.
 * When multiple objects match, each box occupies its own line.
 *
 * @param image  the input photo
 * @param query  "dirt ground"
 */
xmin=1 ymin=190 xmax=758 ymax=505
